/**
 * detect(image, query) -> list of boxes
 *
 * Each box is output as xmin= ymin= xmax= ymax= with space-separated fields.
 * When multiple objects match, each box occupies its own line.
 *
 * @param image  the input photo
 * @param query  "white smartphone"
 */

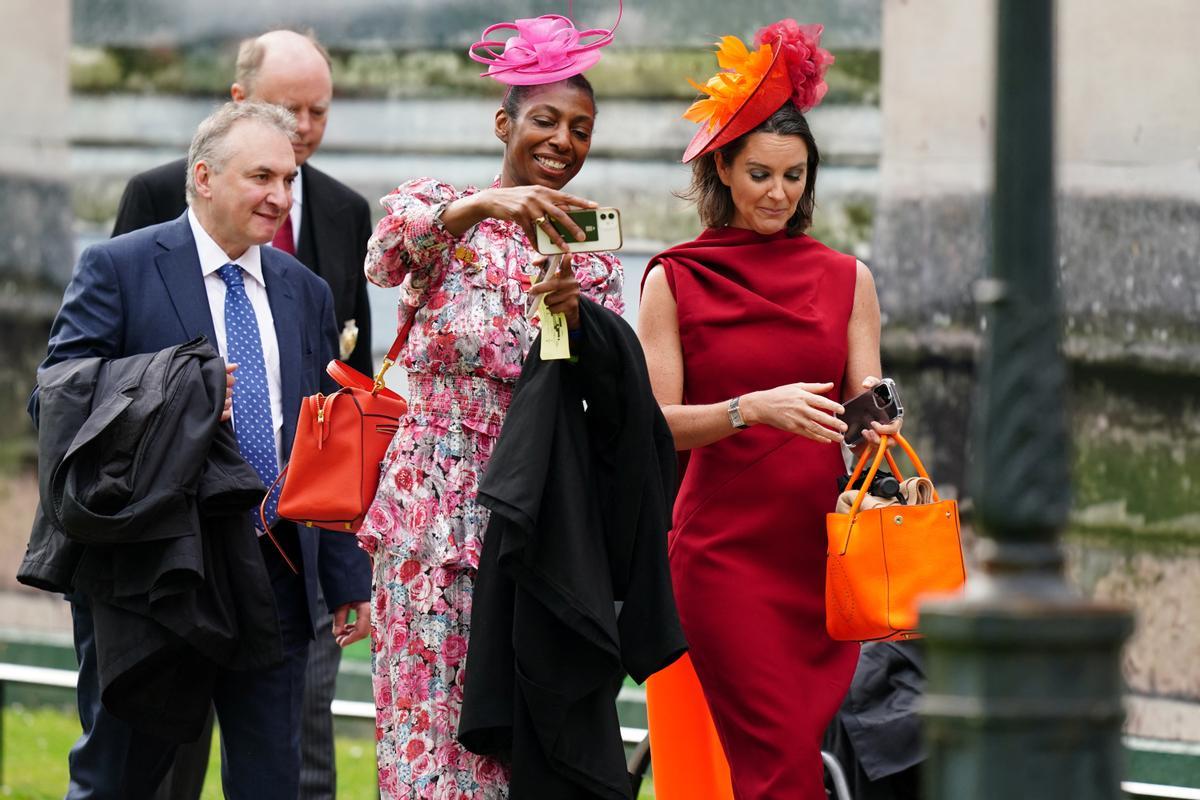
xmin=534 ymin=207 xmax=623 ymax=255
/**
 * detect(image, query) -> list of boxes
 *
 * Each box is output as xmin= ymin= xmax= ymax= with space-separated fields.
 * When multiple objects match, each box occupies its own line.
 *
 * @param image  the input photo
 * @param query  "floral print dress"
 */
xmin=359 ymin=177 xmax=624 ymax=799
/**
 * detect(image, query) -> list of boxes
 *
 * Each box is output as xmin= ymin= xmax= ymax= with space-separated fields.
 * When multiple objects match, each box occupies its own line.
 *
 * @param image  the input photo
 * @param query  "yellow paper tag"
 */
xmin=537 ymin=294 xmax=571 ymax=361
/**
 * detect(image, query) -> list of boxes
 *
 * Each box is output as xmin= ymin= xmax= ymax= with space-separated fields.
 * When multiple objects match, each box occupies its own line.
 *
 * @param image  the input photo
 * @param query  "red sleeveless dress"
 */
xmin=645 ymin=227 xmax=860 ymax=799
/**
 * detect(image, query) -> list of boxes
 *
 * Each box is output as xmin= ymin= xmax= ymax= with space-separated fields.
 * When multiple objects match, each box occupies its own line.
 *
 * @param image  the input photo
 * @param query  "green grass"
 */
xmin=1 ymin=705 xmax=655 ymax=798
xmin=343 ymin=636 xmax=371 ymax=663
xmin=0 ymin=705 xmax=379 ymax=799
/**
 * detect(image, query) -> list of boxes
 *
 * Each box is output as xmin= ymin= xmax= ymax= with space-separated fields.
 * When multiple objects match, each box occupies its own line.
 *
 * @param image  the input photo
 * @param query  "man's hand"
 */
xmin=332 ymin=600 xmax=371 ymax=648
xmin=222 ymin=363 xmax=237 ymax=422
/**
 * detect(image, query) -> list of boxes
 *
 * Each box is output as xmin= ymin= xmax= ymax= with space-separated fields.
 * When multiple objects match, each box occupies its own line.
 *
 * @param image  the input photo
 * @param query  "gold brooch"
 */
xmin=455 ymin=245 xmax=479 ymax=270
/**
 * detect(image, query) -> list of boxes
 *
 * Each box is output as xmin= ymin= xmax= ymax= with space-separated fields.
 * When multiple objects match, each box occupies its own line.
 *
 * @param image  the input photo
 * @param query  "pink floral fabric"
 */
xmin=372 ymin=561 xmax=509 ymax=799
xmin=360 ymin=177 xmax=624 ymax=799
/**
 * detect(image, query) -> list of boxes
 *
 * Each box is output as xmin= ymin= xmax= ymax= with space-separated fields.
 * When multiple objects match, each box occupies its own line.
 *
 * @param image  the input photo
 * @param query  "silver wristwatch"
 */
xmin=727 ymin=396 xmax=749 ymax=430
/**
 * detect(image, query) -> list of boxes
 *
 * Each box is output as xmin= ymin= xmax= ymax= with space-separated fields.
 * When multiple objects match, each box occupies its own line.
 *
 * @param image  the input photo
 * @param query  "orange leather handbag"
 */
xmin=825 ymin=433 xmax=966 ymax=642
xmin=266 ymin=315 xmax=413 ymax=539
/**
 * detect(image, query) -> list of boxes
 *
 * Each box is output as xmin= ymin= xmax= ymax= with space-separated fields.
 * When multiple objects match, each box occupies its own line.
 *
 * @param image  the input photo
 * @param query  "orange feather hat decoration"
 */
xmin=681 ymin=21 xmax=834 ymax=163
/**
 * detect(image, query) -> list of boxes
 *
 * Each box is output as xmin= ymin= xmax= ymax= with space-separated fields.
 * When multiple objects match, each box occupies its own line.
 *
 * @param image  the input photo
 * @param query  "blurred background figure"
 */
xmin=822 ymin=641 xmax=924 ymax=800
xmin=112 ymin=29 xmax=374 ymax=375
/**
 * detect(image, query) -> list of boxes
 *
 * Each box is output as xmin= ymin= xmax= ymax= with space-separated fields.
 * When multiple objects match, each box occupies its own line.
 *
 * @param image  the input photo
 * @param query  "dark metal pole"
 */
xmin=920 ymin=1 xmax=1133 ymax=797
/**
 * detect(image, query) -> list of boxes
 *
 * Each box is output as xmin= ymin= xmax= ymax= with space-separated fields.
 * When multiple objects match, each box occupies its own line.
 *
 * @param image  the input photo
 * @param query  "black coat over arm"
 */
xmin=459 ymin=299 xmax=687 ymax=800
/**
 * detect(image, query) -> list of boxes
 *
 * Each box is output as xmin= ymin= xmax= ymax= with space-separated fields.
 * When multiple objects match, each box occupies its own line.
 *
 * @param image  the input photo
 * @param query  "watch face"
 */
xmin=728 ymin=397 xmax=747 ymax=429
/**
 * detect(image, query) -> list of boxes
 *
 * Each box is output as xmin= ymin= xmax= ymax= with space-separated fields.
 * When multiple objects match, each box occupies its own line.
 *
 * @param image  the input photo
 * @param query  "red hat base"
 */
xmin=682 ymin=45 xmax=794 ymax=163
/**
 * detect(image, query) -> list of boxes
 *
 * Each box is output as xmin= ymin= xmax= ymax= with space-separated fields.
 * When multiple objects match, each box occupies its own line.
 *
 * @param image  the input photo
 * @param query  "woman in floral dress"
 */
xmin=358 ymin=12 xmax=625 ymax=798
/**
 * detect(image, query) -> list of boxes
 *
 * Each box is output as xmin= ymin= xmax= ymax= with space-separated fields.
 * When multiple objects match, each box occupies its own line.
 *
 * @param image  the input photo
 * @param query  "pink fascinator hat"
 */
xmin=469 ymin=1 xmax=622 ymax=86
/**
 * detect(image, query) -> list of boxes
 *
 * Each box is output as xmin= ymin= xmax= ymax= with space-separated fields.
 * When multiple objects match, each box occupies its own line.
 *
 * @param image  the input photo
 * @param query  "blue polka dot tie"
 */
xmin=218 ymin=263 xmax=280 ymax=530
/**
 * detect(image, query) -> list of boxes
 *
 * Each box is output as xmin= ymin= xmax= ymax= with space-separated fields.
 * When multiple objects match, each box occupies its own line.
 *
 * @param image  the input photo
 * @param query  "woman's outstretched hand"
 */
xmin=477 ymin=185 xmax=596 ymax=251
xmin=740 ymin=382 xmax=847 ymax=444
xmin=529 ymin=252 xmax=581 ymax=330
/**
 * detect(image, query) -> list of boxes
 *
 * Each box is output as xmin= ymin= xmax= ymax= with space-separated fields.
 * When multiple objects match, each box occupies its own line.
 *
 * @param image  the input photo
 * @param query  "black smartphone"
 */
xmin=838 ymin=378 xmax=903 ymax=446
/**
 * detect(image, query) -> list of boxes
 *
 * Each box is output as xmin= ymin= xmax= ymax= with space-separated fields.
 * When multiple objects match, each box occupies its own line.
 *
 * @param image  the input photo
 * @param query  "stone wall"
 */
xmin=0 ymin=1 xmax=73 ymax=448
xmin=875 ymin=0 xmax=1200 ymax=742
xmin=874 ymin=0 xmax=1200 ymax=498
xmin=72 ymin=0 xmax=880 ymax=49
xmin=875 ymin=0 xmax=1200 ymax=373
xmin=64 ymin=1 xmax=885 ymax=255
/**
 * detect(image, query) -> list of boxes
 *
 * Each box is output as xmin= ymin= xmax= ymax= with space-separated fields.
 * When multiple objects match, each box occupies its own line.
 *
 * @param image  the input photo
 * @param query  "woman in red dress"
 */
xmin=638 ymin=21 xmax=902 ymax=799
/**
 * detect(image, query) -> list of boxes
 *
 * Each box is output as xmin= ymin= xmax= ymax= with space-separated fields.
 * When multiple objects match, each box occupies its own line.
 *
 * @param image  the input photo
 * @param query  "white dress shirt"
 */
xmin=188 ymin=208 xmax=284 ymax=471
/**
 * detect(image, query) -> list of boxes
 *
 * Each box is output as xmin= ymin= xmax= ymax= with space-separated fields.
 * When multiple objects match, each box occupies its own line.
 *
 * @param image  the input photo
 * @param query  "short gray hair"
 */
xmin=235 ymin=29 xmax=332 ymax=95
xmin=185 ymin=101 xmax=297 ymax=203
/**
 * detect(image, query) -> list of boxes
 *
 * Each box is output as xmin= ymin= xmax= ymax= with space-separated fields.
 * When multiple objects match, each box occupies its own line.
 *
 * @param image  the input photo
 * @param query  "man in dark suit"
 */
xmin=110 ymin=30 xmax=373 ymax=800
xmin=113 ymin=30 xmax=372 ymax=374
xmin=40 ymin=101 xmax=371 ymax=800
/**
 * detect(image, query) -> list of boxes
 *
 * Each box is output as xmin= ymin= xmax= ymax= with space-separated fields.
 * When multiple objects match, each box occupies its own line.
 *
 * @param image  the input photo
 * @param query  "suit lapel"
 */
xmin=295 ymin=164 xmax=321 ymax=275
xmin=155 ymin=215 xmax=219 ymax=346
xmin=262 ymin=252 xmax=302 ymax=461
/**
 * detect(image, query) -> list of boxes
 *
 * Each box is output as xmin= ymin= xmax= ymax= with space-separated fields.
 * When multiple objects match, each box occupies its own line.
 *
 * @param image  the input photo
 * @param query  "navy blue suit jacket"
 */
xmin=35 ymin=213 xmax=371 ymax=633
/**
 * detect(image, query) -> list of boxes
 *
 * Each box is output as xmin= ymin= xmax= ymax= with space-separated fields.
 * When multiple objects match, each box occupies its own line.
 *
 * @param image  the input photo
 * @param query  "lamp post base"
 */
xmin=920 ymin=584 xmax=1133 ymax=800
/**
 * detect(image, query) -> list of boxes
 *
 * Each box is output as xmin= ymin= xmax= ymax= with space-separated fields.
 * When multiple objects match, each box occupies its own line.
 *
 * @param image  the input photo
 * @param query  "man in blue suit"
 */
xmin=37 ymin=101 xmax=372 ymax=800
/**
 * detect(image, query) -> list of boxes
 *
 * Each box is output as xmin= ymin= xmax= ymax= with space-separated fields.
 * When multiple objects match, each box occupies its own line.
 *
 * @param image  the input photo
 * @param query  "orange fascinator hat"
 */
xmin=682 ymin=20 xmax=835 ymax=163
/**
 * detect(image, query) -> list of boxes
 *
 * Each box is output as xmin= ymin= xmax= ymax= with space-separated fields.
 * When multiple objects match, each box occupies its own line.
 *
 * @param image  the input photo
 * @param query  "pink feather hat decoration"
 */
xmin=469 ymin=1 xmax=623 ymax=86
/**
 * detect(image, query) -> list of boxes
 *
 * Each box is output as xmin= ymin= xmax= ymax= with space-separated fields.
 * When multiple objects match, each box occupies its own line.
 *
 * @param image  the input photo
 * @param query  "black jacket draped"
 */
xmin=822 ymin=641 xmax=926 ymax=799
xmin=459 ymin=299 xmax=687 ymax=800
xmin=19 ymin=339 xmax=282 ymax=742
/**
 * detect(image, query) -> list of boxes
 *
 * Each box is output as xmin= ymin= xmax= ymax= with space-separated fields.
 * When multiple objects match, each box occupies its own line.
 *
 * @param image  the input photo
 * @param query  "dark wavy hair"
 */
xmin=683 ymin=102 xmax=820 ymax=236
xmin=501 ymin=74 xmax=596 ymax=119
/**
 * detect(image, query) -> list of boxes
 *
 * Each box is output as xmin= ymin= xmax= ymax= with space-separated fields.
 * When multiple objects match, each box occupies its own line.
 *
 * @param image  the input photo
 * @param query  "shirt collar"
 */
xmin=188 ymin=207 xmax=265 ymax=287
xmin=292 ymin=166 xmax=304 ymax=209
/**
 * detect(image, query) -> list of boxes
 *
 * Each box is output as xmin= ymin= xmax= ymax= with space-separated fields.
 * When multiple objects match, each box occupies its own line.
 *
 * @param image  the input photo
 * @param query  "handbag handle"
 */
xmin=258 ymin=466 xmax=299 ymax=575
xmin=845 ymin=433 xmax=940 ymax=522
xmin=326 ymin=305 xmax=416 ymax=399
xmin=371 ymin=306 xmax=417 ymax=394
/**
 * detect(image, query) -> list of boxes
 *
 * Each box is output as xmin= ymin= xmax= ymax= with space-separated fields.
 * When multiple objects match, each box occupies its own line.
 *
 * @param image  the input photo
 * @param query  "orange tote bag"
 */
xmin=825 ymin=433 xmax=966 ymax=642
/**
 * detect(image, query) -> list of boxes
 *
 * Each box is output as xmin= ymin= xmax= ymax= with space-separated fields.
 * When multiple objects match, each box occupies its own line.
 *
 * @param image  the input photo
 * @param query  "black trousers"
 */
xmin=149 ymin=609 xmax=342 ymax=800
xmin=67 ymin=532 xmax=312 ymax=800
